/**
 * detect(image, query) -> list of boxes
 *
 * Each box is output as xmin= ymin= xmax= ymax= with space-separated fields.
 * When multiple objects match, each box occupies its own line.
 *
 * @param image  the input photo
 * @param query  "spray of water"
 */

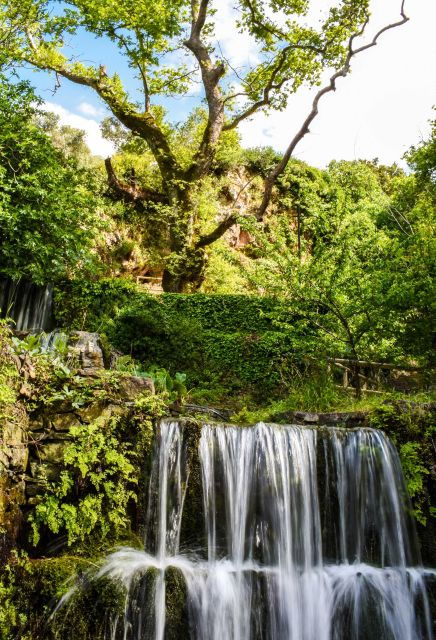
xmin=59 ymin=420 xmax=435 ymax=640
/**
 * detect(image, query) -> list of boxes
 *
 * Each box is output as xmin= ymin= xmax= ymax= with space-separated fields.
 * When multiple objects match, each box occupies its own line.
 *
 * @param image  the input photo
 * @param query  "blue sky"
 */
xmin=19 ymin=0 xmax=436 ymax=167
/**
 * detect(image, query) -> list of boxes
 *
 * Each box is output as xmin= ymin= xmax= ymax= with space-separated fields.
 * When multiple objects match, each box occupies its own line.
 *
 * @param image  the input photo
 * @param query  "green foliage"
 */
xmin=114 ymin=356 xmax=188 ymax=401
xmin=250 ymin=150 xmax=435 ymax=369
xmin=147 ymin=368 xmax=187 ymax=401
xmin=0 ymin=320 xmax=18 ymax=417
xmin=0 ymin=0 xmax=391 ymax=291
xmin=54 ymin=283 xmax=304 ymax=396
xmin=35 ymin=111 xmax=97 ymax=168
xmin=55 ymin=281 xmax=285 ymax=332
xmin=399 ymin=442 xmax=429 ymax=525
xmin=369 ymin=402 xmax=435 ymax=527
xmin=1 ymin=555 xmax=124 ymax=640
xmin=1 ymin=0 xmax=372 ymax=125
xmin=0 ymin=327 xmax=167 ymax=550
xmin=29 ymin=415 xmax=138 ymax=546
xmin=0 ymin=552 xmax=30 ymax=640
xmin=54 ymin=278 xmax=141 ymax=330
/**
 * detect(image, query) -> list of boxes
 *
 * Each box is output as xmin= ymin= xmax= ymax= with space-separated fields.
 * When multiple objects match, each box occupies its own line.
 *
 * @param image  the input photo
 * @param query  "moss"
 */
xmin=7 ymin=556 xmax=125 ymax=640
xmin=369 ymin=401 xmax=435 ymax=565
xmin=165 ymin=567 xmax=189 ymax=639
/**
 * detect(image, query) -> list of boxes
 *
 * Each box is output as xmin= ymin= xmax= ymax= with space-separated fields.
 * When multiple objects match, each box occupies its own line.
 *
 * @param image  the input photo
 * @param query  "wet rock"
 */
xmin=271 ymin=410 xmax=368 ymax=427
xmin=49 ymin=412 xmax=81 ymax=432
xmin=294 ymin=411 xmax=319 ymax=424
xmin=69 ymin=331 xmax=105 ymax=370
xmin=0 ymin=475 xmax=25 ymax=549
xmin=318 ymin=411 xmax=367 ymax=426
xmin=182 ymin=404 xmax=233 ymax=421
xmin=118 ymin=375 xmax=155 ymax=400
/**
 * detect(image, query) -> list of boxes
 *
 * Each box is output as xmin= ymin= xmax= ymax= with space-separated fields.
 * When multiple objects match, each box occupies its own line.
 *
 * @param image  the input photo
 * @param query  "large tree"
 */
xmin=1 ymin=0 xmax=408 ymax=291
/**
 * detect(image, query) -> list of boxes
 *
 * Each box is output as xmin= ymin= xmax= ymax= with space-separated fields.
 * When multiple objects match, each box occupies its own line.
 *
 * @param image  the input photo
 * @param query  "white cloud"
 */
xmin=41 ymin=101 xmax=115 ymax=157
xmin=228 ymin=0 xmax=436 ymax=167
xmin=77 ymin=101 xmax=106 ymax=117
xmin=213 ymin=1 xmax=259 ymax=69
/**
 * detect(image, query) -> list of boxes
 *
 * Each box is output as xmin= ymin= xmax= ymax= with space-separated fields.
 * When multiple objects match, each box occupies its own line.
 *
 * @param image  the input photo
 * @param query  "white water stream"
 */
xmin=62 ymin=420 xmax=435 ymax=639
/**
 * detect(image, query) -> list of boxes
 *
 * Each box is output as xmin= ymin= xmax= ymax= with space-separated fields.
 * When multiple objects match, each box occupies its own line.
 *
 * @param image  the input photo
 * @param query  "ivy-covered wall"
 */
xmin=54 ymin=280 xmax=310 ymax=397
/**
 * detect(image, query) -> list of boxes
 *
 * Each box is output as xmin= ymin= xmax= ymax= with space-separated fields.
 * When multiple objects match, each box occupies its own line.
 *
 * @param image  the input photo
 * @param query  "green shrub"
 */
xmin=54 ymin=280 xmax=305 ymax=397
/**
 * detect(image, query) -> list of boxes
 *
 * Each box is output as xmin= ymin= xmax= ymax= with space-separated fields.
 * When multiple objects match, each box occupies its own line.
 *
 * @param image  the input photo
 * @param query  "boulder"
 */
xmin=49 ymin=412 xmax=80 ymax=432
xmin=1 ymin=417 xmax=29 ymax=471
xmin=68 ymin=331 xmax=105 ymax=370
xmin=118 ymin=375 xmax=155 ymax=400
xmin=36 ymin=441 xmax=68 ymax=465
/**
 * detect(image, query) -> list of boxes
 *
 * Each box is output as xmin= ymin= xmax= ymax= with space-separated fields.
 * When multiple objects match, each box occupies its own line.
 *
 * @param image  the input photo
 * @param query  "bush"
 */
xmin=54 ymin=280 xmax=304 ymax=397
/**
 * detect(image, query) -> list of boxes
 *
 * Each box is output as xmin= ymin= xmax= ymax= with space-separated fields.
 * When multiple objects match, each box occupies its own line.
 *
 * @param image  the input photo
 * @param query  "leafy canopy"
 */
xmin=1 ymin=0 xmax=373 ymax=134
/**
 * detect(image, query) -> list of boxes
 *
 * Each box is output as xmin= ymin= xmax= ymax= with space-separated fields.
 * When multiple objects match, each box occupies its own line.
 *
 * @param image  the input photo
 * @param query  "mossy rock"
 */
xmin=165 ymin=566 xmax=189 ymax=639
xmin=8 ymin=556 xmax=125 ymax=640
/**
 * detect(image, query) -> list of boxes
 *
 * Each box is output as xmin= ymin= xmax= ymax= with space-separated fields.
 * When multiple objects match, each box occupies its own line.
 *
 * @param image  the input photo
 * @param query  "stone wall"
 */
xmin=0 ymin=330 xmax=154 ymax=558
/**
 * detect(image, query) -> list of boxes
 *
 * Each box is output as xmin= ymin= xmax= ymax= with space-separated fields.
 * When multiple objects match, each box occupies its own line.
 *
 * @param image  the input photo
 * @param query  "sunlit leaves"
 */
xmin=0 ymin=75 xmax=104 ymax=283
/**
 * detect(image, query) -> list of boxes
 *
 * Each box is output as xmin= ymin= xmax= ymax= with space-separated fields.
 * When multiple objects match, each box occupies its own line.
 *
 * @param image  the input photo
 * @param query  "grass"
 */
xmin=188 ymin=375 xmax=434 ymax=425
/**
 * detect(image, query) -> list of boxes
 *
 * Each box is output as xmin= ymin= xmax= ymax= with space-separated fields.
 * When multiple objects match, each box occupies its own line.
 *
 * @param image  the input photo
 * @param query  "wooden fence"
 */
xmin=328 ymin=358 xmax=424 ymax=395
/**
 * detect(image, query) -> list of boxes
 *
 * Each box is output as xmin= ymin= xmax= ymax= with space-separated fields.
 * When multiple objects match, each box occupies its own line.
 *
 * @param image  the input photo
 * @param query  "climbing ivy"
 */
xmin=54 ymin=282 xmax=308 ymax=396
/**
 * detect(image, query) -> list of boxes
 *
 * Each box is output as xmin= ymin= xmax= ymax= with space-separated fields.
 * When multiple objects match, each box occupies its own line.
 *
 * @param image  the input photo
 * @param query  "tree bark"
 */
xmin=161 ymin=247 xmax=207 ymax=293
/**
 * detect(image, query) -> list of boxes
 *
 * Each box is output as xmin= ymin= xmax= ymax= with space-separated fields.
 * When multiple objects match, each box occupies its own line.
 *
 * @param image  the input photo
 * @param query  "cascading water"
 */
xmin=67 ymin=420 xmax=435 ymax=640
xmin=0 ymin=277 xmax=53 ymax=332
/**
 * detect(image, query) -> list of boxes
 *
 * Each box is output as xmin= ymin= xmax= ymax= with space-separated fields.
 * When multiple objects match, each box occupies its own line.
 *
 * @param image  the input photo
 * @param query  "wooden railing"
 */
xmin=328 ymin=358 xmax=424 ymax=395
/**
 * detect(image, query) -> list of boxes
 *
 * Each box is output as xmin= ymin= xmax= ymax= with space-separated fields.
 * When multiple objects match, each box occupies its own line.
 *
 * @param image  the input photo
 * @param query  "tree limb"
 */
xmin=195 ymin=214 xmax=238 ymax=249
xmin=255 ymin=1 xmax=409 ymax=220
xmin=195 ymin=175 xmax=257 ymax=248
xmin=183 ymin=0 xmax=225 ymax=180
xmin=22 ymin=37 xmax=180 ymax=183
xmin=104 ymin=157 xmax=166 ymax=206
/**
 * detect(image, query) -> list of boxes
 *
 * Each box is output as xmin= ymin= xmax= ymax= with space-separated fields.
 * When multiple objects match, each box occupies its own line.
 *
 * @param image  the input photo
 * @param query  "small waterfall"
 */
xmin=72 ymin=421 xmax=435 ymax=640
xmin=39 ymin=330 xmax=68 ymax=353
xmin=0 ymin=277 xmax=53 ymax=332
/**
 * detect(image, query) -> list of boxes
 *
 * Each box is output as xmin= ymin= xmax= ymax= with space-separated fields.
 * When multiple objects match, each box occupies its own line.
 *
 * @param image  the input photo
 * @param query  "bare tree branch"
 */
xmin=223 ymin=42 xmax=326 ymax=132
xmin=255 ymin=1 xmax=409 ymax=220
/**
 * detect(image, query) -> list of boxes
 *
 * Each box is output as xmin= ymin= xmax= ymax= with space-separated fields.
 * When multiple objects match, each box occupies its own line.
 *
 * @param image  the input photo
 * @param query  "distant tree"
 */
xmin=0 ymin=0 xmax=408 ymax=291
xmin=35 ymin=111 xmax=96 ymax=167
xmin=379 ymin=123 xmax=436 ymax=362
xmin=250 ymin=139 xmax=435 ymax=384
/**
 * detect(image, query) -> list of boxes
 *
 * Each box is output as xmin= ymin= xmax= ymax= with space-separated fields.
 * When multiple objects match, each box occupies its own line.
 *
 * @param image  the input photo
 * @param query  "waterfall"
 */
xmin=76 ymin=421 xmax=435 ymax=640
xmin=0 ymin=277 xmax=53 ymax=332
